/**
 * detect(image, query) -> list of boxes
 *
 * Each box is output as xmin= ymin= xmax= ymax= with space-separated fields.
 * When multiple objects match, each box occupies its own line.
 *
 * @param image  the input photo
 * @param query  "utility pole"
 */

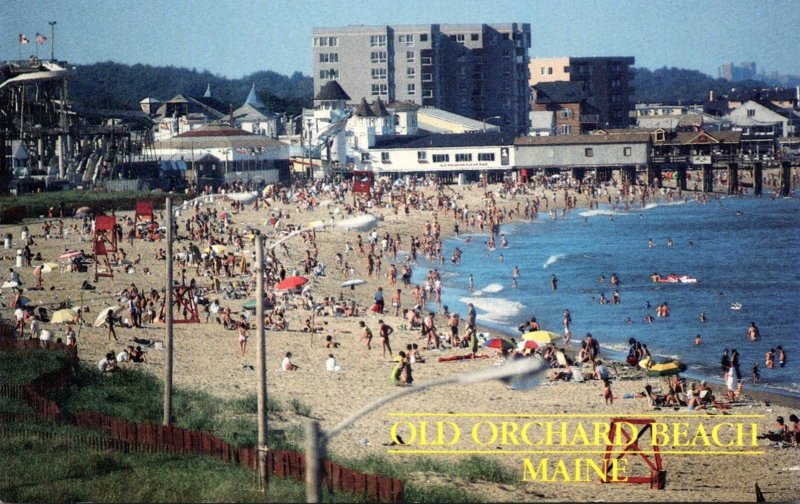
xmin=163 ymin=196 xmax=174 ymax=425
xmin=255 ymin=231 xmax=269 ymax=490
xmin=48 ymin=21 xmax=56 ymax=61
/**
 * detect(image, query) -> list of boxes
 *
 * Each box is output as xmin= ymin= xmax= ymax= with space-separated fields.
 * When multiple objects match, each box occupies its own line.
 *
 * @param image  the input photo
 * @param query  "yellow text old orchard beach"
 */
xmin=387 ymin=413 xmax=764 ymax=483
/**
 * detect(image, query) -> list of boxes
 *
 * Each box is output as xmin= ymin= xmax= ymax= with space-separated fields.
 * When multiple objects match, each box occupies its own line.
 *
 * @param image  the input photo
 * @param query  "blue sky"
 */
xmin=3 ymin=0 xmax=798 ymax=79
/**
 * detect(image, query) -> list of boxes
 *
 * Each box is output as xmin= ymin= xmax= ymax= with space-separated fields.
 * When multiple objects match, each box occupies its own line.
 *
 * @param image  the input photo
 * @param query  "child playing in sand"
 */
xmin=603 ymin=379 xmax=613 ymax=404
xmin=324 ymin=335 xmax=341 ymax=348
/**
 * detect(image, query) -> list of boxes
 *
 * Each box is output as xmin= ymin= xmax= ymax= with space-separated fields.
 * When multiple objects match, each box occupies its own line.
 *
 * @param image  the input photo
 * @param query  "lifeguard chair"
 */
xmin=158 ymin=283 xmax=200 ymax=324
xmin=352 ymin=170 xmax=373 ymax=207
xmin=601 ymin=417 xmax=666 ymax=489
xmin=93 ymin=215 xmax=118 ymax=281
xmin=134 ymin=201 xmax=155 ymax=237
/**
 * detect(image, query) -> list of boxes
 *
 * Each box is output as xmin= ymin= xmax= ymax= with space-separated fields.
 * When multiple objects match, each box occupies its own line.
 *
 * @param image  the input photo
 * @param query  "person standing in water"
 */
xmin=550 ymin=274 xmax=558 ymax=292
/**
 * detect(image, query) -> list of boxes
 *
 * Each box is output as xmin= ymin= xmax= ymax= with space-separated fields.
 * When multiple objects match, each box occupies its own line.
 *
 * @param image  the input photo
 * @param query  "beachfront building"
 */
xmin=150 ymin=94 xmax=228 ymax=142
xmin=231 ymin=83 xmax=282 ymax=138
xmin=724 ymin=99 xmax=800 ymax=158
xmin=365 ymin=131 xmax=516 ymax=183
xmin=531 ymin=81 xmax=600 ymax=134
xmin=514 ymin=132 xmax=650 ymax=184
xmin=529 ymin=56 xmax=635 ymax=129
xmin=151 ymin=124 xmax=289 ymax=186
xmin=312 ymin=23 xmax=532 ymax=134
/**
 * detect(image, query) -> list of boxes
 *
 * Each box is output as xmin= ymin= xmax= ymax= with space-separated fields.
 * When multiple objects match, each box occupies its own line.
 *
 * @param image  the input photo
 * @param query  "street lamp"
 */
xmin=48 ymin=21 xmax=56 ymax=61
xmin=482 ymin=115 xmax=502 ymax=132
xmin=304 ymin=355 xmax=547 ymax=502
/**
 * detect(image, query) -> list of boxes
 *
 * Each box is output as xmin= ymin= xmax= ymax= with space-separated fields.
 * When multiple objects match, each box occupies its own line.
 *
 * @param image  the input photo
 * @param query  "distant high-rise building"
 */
xmin=719 ymin=62 xmax=757 ymax=81
xmin=529 ymin=56 xmax=635 ymax=128
xmin=312 ymin=23 xmax=532 ymax=134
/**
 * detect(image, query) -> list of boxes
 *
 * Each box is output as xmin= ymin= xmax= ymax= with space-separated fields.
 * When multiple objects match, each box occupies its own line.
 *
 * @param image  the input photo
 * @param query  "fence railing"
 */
xmin=0 ymin=322 xmax=404 ymax=502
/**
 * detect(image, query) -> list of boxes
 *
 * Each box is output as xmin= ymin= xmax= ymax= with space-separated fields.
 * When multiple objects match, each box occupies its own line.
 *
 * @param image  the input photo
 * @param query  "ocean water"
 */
xmin=413 ymin=195 xmax=800 ymax=397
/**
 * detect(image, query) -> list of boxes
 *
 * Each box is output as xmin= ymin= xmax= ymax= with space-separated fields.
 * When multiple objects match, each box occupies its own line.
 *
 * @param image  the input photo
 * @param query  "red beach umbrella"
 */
xmin=276 ymin=276 xmax=308 ymax=290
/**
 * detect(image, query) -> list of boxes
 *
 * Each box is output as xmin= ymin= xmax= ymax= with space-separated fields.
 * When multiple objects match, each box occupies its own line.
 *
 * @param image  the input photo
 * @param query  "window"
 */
xmin=548 ymin=67 xmax=553 ymax=75
xmin=540 ymin=67 xmax=545 ymax=75
xmin=421 ymin=73 xmax=432 ymax=82
xmin=432 ymin=154 xmax=449 ymax=163
xmin=328 ymin=37 xmax=338 ymax=47
xmin=624 ymin=147 xmax=632 ymax=156
xmin=319 ymin=53 xmax=338 ymax=63
xmin=314 ymin=37 xmax=328 ymax=47
xmin=420 ymin=34 xmax=428 ymax=41
xmin=478 ymin=153 xmax=495 ymax=161
xmin=560 ymin=125 xmax=571 ymax=135
xmin=398 ymin=34 xmax=414 ymax=45
xmin=455 ymin=153 xmax=472 ymax=162
xmin=560 ymin=108 xmax=573 ymax=119
xmin=585 ymin=147 xmax=594 ymax=157
xmin=371 ymin=83 xmax=388 ymax=96
xmin=421 ymin=56 xmax=432 ymax=65
xmin=381 ymin=152 xmax=390 ymax=163
xmin=407 ymin=67 xmax=415 ymax=78
xmin=406 ymin=50 xmax=415 ymax=62
xmin=407 ymin=83 xmax=416 ymax=95
xmin=370 ymin=51 xmax=387 ymax=63
xmin=417 ymin=151 xmax=427 ymax=162
xmin=450 ymin=33 xmax=466 ymax=44
xmin=471 ymin=33 xmax=479 ymax=41
xmin=747 ymin=109 xmax=756 ymax=117
xmin=422 ymin=89 xmax=433 ymax=98
xmin=370 ymin=35 xmax=387 ymax=47
xmin=319 ymin=69 xmax=338 ymax=80
xmin=371 ymin=68 xmax=387 ymax=80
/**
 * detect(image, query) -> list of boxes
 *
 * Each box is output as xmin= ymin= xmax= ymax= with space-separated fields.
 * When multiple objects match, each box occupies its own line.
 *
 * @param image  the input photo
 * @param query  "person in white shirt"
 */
xmin=281 ymin=352 xmax=298 ymax=371
xmin=117 ymin=347 xmax=131 ymax=365
xmin=325 ymin=354 xmax=341 ymax=372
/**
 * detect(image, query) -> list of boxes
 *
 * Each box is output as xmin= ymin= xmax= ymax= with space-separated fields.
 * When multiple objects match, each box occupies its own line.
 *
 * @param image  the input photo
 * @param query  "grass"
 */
xmin=0 ymin=189 xmax=186 ymax=223
xmin=327 ymin=453 xmax=518 ymax=503
xmin=58 ymin=364 xmax=286 ymax=447
xmin=0 ymin=422 xmax=353 ymax=503
xmin=0 ymin=348 xmax=70 ymax=386
xmin=288 ymin=398 xmax=313 ymax=417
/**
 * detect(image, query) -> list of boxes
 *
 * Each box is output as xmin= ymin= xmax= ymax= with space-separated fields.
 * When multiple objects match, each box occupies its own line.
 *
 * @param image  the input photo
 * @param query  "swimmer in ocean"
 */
xmin=498 ymin=254 xmax=504 ymax=263
xmin=643 ymin=314 xmax=654 ymax=323
xmin=700 ymin=311 xmax=707 ymax=323
xmin=511 ymin=266 xmax=519 ymax=288
xmin=694 ymin=334 xmax=702 ymax=345
xmin=550 ymin=274 xmax=558 ymax=292
xmin=647 ymin=238 xmax=655 ymax=248
xmin=500 ymin=235 xmax=509 ymax=248
xmin=667 ymin=238 xmax=674 ymax=247
xmin=688 ymin=241 xmax=694 ymax=247
xmin=468 ymin=274 xmax=474 ymax=292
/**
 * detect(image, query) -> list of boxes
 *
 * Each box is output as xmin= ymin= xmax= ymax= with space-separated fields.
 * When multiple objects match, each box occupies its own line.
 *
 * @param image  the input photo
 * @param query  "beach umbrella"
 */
xmin=41 ymin=263 xmax=58 ymax=273
xmin=522 ymin=330 xmax=562 ymax=344
xmin=226 ymin=192 xmax=258 ymax=204
xmin=243 ymin=298 xmax=274 ymax=310
xmin=204 ymin=244 xmax=227 ymax=254
xmin=51 ymin=309 xmax=78 ymax=324
xmin=59 ymin=250 xmax=81 ymax=261
xmin=94 ymin=306 xmax=125 ymax=327
xmin=1 ymin=281 xmax=19 ymax=289
xmin=517 ymin=340 xmax=539 ymax=352
xmin=340 ymin=279 xmax=367 ymax=289
xmin=307 ymin=220 xmax=325 ymax=229
xmin=336 ymin=214 xmax=377 ymax=232
xmin=276 ymin=276 xmax=308 ymax=290
xmin=219 ymin=212 xmax=231 ymax=221
xmin=485 ymin=338 xmax=515 ymax=351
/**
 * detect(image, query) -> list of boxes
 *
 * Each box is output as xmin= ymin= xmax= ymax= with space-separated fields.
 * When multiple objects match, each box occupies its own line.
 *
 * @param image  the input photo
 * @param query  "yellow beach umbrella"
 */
xmin=522 ymin=330 xmax=561 ymax=344
xmin=51 ymin=309 xmax=78 ymax=324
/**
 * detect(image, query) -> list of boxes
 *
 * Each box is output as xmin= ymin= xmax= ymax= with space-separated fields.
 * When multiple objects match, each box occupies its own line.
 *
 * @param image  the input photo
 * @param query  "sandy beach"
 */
xmin=2 ymin=178 xmax=798 ymax=502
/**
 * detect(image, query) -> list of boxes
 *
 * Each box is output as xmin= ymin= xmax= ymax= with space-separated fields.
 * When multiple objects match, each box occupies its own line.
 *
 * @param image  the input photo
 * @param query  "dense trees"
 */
xmin=70 ymin=62 xmax=313 ymax=116
xmin=632 ymin=66 xmax=779 ymax=104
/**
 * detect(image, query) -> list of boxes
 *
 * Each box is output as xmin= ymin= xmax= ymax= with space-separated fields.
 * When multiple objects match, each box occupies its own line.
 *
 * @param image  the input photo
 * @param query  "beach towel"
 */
xmin=555 ymin=351 xmax=568 ymax=368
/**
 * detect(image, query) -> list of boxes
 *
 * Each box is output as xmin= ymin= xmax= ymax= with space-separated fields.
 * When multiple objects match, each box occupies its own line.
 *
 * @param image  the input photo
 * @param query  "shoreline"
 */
xmin=421 ymin=190 xmax=800 ymax=408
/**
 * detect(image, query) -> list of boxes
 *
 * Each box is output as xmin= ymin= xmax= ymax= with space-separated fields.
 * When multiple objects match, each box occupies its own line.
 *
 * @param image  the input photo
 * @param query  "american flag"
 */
xmin=35 ymin=32 xmax=47 ymax=45
xmin=19 ymin=33 xmax=30 ymax=45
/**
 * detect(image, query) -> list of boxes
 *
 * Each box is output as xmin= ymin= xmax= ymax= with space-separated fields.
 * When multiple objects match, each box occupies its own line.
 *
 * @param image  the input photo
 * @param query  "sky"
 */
xmin=3 ymin=0 xmax=798 ymax=80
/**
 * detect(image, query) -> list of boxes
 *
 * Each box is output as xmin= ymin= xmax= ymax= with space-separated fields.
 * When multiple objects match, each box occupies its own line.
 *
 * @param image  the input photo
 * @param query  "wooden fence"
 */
xmin=0 ymin=324 xmax=404 ymax=502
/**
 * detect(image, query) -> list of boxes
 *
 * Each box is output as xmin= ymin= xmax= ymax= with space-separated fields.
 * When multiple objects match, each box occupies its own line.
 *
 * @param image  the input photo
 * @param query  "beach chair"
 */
xmin=555 ymin=351 xmax=568 ymax=368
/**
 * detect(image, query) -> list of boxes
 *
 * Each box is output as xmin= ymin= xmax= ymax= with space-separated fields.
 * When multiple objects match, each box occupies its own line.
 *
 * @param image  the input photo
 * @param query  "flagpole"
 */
xmin=49 ymin=21 xmax=56 ymax=61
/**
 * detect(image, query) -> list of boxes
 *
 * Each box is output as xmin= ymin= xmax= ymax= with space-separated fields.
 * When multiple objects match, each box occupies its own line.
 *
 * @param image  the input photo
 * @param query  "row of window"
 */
xmin=413 ymin=152 xmax=496 ymax=162
xmin=313 ymin=36 xmax=339 ymax=47
xmin=368 ymin=83 xmax=424 ymax=96
xmin=583 ymin=147 xmax=633 ymax=157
